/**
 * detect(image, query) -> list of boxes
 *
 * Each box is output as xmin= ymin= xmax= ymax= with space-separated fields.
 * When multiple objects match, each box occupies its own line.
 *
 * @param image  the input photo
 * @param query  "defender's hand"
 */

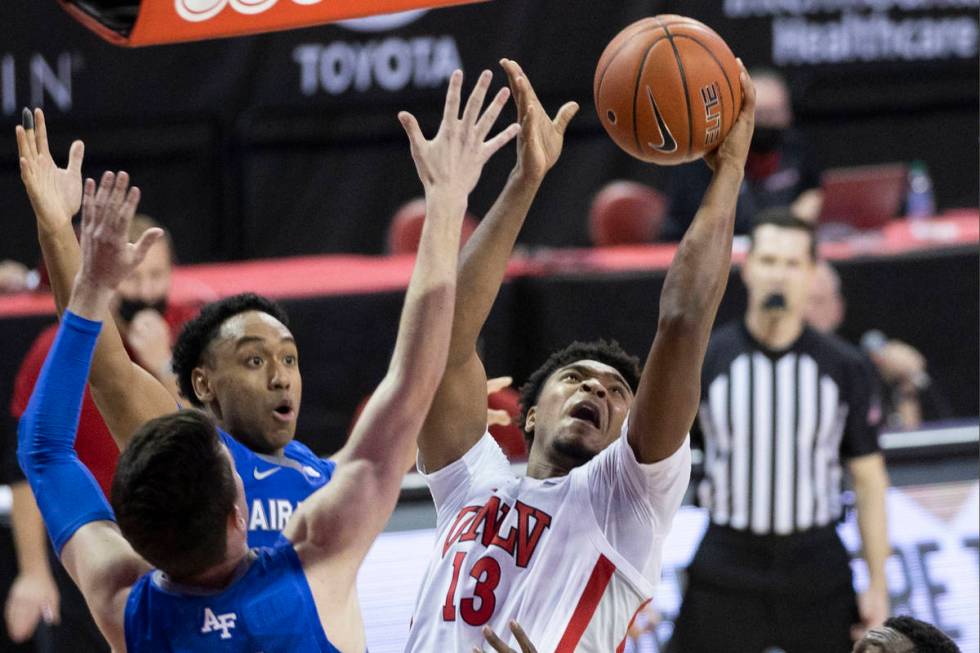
xmin=500 ymin=58 xmax=578 ymax=181
xmin=78 ymin=171 xmax=162 ymax=292
xmin=475 ymin=621 xmax=538 ymax=653
xmin=4 ymin=571 xmax=60 ymax=643
xmin=704 ymin=59 xmax=755 ymax=172
xmin=399 ymin=69 xmax=520 ymax=201
xmin=15 ymin=108 xmax=84 ymax=235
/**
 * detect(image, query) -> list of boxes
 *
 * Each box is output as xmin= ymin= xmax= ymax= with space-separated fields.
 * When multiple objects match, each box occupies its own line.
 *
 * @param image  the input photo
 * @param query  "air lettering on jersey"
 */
xmin=443 ymin=496 xmax=553 ymax=569
xmin=248 ymin=498 xmax=295 ymax=531
xmin=201 ymin=607 xmax=237 ymax=639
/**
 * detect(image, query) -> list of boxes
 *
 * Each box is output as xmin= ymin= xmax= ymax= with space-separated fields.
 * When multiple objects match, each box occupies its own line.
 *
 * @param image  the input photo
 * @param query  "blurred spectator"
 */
xmin=658 ymin=68 xmax=823 ymax=241
xmin=0 ymin=261 xmax=36 ymax=294
xmin=805 ymin=260 xmax=946 ymax=430
xmin=4 ymin=215 xmax=195 ymax=652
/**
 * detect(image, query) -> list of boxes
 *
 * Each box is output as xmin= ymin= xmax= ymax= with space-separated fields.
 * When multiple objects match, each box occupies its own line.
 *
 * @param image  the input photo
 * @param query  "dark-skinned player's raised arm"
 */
xmin=418 ymin=59 xmax=580 ymax=473
xmin=15 ymin=109 xmax=177 ymax=449
xmin=627 ymin=60 xmax=756 ymax=464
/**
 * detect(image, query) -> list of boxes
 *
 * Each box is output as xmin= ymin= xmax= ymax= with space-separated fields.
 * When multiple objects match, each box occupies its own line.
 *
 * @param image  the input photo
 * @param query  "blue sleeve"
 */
xmin=17 ymin=311 xmax=116 ymax=554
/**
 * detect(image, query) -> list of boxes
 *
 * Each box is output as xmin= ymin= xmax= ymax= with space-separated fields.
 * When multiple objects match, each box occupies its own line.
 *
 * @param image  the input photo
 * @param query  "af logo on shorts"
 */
xmin=201 ymin=607 xmax=238 ymax=639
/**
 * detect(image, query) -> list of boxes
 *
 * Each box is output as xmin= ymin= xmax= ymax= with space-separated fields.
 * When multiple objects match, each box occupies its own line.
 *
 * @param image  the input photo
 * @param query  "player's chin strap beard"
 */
xmin=552 ymin=438 xmax=598 ymax=471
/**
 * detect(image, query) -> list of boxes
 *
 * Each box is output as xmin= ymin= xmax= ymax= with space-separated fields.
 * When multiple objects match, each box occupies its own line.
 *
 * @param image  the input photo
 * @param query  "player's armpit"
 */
xmin=60 ymin=521 xmax=149 ymax=652
xmin=417 ymin=353 xmax=491 ymax=473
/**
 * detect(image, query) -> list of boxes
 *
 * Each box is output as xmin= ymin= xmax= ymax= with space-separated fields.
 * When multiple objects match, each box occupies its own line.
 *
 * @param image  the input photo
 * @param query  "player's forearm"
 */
xmin=854 ymin=458 xmax=891 ymax=591
xmin=658 ymin=161 xmax=740 ymax=334
xmin=9 ymin=482 xmax=52 ymax=578
xmin=17 ymin=311 xmax=116 ymax=555
xmin=447 ymin=170 xmax=542 ymax=366
xmin=388 ymin=190 xmax=462 ymax=397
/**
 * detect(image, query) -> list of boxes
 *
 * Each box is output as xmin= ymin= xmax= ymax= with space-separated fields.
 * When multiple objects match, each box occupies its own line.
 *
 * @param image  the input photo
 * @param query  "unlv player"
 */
xmin=405 ymin=60 xmax=756 ymax=651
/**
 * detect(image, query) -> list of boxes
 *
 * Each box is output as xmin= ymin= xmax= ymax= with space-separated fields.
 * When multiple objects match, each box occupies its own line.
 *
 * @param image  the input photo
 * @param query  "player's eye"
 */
xmin=246 ymin=356 xmax=263 ymax=368
xmin=562 ymin=372 xmax=580 ymax=382
xmin=283 ymin=354 xmax=297 ymax=366
xmin=612 ymin=386 xmax=626 ymax=396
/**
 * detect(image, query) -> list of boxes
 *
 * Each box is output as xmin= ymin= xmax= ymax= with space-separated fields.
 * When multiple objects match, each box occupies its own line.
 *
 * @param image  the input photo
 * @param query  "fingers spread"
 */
xmin=553 ymin=101 xmax=580 ymax=135
xmin=475 ymin=86 xmax=511 ymax=140
xmin=132 ymin=225 xmax=163 ymax=267
xmin=68 ymin=140 xmax=85 ymax=173
xmin=482 ymin=122 xmax=521 ymax=160
xmin=107 ymin=171 xmax=130 ymax=232
xmin=443 ymin=69 xmax=463 ymax=123
xmin=462 ymin=70 xmax=492 ymax=126
xmin=34 ymin=109 xmax=50 ymax=157
xmin=510 ymin=620 xmax=536 ymax=653
xmin=481 ymin=624 xmax=510 ymax=652
xmin=398 ymin=111 xmax=425 ymax=153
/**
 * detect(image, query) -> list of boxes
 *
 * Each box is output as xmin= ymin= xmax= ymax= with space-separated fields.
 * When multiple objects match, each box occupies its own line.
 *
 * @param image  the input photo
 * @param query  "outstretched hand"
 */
xmin=78 ymin=171 xmax=162 ymax=292
xmin=704 ymin=58 xmax=756 ymax=172
xmin=14 ymin=108 xmax=84 ymax=235
xmin=475 ymin=621 xmax=538 ymax=653
xmin=399 ymin=69 xmax=520 ymax=201
xmin=499 ymin=58 xmax=578 ymax=180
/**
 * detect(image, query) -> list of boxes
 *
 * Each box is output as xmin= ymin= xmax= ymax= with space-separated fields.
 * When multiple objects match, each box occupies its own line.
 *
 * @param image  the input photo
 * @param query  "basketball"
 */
xmin=594 ymin=15 xmax=742 ymax=165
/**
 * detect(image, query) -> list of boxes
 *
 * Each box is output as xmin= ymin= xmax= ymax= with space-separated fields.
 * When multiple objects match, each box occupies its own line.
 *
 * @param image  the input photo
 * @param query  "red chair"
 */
xmin=386 ymin=197 xmax=480 ymax=254
xmin=588 ymin=181 xmax=667 ymax=246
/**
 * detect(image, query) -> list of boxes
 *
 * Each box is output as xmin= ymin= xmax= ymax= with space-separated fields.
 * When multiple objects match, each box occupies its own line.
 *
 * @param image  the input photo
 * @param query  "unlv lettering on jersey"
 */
xmin=443 ymin=497 xmax=553 ymax=569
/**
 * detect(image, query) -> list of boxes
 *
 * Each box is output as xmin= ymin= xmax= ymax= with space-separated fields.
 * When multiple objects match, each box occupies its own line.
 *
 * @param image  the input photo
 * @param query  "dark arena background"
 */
xmin=0 ymin=1 xmax=977 ymax=651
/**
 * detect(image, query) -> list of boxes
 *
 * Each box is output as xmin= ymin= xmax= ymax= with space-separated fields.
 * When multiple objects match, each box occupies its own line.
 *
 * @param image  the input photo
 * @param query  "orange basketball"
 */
xmin=594 ymin=15 xmax=742 ymax=165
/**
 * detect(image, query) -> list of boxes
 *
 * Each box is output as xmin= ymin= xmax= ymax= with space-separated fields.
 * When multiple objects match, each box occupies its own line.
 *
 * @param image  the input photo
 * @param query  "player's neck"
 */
xmin=745 ymin=309 xmax=804 ymax=351
xmin=174 ymin=547 xmax=254 ymax=591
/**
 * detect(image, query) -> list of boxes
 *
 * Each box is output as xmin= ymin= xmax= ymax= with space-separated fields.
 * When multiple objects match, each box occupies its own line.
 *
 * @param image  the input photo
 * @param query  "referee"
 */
xmin=668 ymin=209 xmax=891 ymax=653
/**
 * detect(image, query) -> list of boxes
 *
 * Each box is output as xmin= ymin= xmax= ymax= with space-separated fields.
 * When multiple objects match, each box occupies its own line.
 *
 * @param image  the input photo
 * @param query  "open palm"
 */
xmin=500 ymin=59 xmax=578 ymax=180
xmin=15 ymin=108 xmax=84 ymax=234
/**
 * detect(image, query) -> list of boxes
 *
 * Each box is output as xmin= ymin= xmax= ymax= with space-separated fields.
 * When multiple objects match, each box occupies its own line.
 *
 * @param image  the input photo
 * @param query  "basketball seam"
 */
xmin=630 ymin=30 xmax=668 ymax=155
xmin=658 ymin=19 xmax=694 ymax=159
xmin=673 ymin=34 xmax=737 ymax=123
xmin=595 ymin=25 xmax=664 ymax=99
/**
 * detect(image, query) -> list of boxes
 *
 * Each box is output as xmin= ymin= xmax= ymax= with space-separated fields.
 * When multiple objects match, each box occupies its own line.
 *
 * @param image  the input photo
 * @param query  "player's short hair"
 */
xmin=884 ymin=616 xmax=960 ymax=653
xmin=172 ymin=293 xmax=290 ymax=406
xmin=111 ymin=410 xmax=238 ymax=580
xmin=749 ymin=207 xmax=817 ymax=261
xmin=519 ymin=339 xmax=641 ymax=446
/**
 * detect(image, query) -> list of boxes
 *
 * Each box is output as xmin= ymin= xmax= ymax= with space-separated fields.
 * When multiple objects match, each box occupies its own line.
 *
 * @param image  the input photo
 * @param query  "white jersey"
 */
xmin=405 ymin=420 xmax=691 ymax=652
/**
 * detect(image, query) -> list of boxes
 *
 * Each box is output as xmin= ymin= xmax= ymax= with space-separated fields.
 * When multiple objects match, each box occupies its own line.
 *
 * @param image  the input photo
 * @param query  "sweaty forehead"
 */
xmin=214 ymin=311 xmax=293 ymax=348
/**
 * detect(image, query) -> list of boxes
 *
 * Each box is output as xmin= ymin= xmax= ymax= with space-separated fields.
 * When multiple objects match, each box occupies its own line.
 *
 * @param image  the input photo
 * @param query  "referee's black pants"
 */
xmin=667 ymin=523 xmax=859 ymax=653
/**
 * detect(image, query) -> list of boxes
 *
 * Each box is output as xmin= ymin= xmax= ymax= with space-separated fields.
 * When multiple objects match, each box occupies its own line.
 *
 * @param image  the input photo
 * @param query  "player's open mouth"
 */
xmin=570 ymin=401 xmax=602 ymax=429
xmin=272 ymin=400 xmax=295 ymax=422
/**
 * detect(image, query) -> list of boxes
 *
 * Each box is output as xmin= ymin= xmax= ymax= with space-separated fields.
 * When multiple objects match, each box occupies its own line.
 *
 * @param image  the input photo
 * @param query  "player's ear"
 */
xmin=192 ymin=366 xmax=214 ymax=404
xmin=524 ymin=406 xmax=536 ymax=433
xmin=229 ymin=504 xmax=247 ymax=537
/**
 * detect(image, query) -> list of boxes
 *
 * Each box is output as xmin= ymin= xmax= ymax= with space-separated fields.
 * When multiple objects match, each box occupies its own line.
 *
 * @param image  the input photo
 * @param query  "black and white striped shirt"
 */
xmin=696 ymin=322 xmax=880 ymax=535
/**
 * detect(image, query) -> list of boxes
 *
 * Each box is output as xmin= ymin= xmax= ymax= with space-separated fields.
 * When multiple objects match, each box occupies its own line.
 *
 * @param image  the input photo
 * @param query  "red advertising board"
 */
xmin=59 ymin=0 xmax=486 ymax=46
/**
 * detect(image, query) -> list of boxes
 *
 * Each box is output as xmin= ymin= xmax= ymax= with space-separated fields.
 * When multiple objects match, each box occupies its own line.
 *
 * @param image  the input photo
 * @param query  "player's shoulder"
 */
xmin=283 ymin=439 xmax=336 ymax=475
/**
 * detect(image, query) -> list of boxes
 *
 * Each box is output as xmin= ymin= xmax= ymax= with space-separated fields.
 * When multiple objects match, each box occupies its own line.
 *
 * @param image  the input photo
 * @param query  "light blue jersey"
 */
xmin=124 ymin=535 xmax=339 ymax=652
xmin=218 ymin=429 xmax=336 ymax=548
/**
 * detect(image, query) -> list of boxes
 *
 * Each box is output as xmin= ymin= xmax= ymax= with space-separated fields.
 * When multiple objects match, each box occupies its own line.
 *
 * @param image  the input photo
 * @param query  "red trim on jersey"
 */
xmin=555 ymin=554 xmax=616 ymax=652
xmin=616 ymin=598 xmax=652 ymax=653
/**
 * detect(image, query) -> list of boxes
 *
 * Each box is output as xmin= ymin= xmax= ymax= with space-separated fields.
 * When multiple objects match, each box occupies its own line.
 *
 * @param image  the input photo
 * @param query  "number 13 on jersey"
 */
xmin=442 ymin=553 xmax=502 ymax=626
